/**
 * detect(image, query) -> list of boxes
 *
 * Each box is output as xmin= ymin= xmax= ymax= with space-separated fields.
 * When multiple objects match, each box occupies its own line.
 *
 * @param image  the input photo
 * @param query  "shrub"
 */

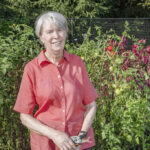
xmin=67 ymin=23 xmax=150 ymax=149
xmin=0 ymin=22 xmax=150 ymax=149
xmin=0 ymin=24 xmax=41 ymax=149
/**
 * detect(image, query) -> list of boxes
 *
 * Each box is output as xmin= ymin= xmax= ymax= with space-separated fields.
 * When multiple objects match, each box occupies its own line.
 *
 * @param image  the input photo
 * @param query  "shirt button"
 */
xmin=62 ymin=110 xmax=65 ymax=112
xmin=58 ymin=75 xmax=60 ymax=78
xmin=62 ymin=122 xmax=65 ymax=125
xmin=60 ymin=86 xmax=63 ymax=89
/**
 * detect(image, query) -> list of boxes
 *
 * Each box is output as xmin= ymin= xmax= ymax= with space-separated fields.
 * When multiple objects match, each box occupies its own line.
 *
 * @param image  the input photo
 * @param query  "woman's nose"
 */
xmin=53 ymin=31 xmax=59 ymax=38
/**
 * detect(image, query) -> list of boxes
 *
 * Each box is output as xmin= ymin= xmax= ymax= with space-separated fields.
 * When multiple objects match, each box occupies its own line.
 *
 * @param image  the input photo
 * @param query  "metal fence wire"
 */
xmin=1 ymin=18 xmax=150 ymax=48
xmin=67 ymin=18 xmax=150 ymax=48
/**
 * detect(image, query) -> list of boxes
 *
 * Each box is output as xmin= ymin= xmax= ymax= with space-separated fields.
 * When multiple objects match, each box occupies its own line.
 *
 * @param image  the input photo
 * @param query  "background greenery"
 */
xmin=0 ymin=0 xmax=150 ymax=150
xmin=1 ymin=0 xmax=150 ymax=37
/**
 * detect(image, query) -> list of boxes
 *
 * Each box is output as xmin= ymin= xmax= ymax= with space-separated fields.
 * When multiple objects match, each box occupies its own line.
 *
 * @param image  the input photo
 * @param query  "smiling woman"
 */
xmin=40 ymin=23 xmax=66 ymax=64
xmin=35 ymin=11 xmax=68 ymax=65
xmin=13 ymin=11 xmax=98 ymax=150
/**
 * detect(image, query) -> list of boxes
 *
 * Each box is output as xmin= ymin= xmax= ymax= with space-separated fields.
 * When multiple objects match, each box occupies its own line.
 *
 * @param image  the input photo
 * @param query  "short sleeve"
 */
xmin=80 ymin=59 xmax=98 ymax=105
xmin=13 ymin=64 xmax=36 ymax=114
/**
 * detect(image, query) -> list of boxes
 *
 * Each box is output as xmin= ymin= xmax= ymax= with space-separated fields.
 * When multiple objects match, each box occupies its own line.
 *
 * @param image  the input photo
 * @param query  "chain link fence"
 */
xmin=67 ymin=18 xmax=150 ymax=48
xmin=1 ymin=17 xmax=150 ymax=48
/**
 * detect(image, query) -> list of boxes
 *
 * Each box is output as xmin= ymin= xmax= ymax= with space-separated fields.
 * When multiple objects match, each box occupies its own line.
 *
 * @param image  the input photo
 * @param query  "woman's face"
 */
xmin=40 ymin=21 xmax=67 ymax=57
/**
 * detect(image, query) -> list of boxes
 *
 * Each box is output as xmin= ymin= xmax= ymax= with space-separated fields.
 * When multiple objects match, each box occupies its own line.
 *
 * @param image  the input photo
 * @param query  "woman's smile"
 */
xmin=52 ymin=41 xmax=62 ymax=46
xmin=40 ymin=21 xmax=66 ymax=58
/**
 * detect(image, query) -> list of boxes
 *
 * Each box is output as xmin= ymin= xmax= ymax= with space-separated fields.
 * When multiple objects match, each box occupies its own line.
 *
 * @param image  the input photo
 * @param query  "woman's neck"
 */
xmin=45 ymin=51 xmax=63 ymax=66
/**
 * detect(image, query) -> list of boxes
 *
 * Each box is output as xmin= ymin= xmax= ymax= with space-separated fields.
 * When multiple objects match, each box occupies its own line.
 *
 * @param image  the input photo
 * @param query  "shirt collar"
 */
xmin=38 ymin=49 xmax=70 ymax=67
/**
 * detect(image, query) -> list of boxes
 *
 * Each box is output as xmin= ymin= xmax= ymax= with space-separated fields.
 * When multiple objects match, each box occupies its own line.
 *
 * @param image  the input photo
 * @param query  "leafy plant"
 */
xmin=0 ymin=22 xmax=150 ymax=149
xmin=0 ymin=24 xmax=41 ymax=150
xmin=67 ymin=22 xmax=150 ymax=149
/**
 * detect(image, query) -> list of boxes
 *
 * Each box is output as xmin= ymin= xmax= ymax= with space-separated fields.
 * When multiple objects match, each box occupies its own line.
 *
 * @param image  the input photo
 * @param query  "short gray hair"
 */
xmin=35 ymin=11 xmax=68 ymax=37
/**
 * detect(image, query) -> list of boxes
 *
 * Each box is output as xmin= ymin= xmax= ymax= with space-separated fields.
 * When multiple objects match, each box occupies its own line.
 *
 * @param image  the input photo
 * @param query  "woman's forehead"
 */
xmin=42 ymin=20 xmax=58 ymax=29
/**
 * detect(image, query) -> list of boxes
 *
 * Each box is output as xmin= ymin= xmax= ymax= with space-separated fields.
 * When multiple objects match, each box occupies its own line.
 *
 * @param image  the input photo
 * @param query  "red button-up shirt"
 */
xmin=13 ymin=50 xmax=98 ymax=150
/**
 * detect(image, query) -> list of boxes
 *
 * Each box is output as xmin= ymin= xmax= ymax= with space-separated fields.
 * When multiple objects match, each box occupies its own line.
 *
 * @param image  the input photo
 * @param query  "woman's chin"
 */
xmin=52 ymin=49 xmax=63 ymax=56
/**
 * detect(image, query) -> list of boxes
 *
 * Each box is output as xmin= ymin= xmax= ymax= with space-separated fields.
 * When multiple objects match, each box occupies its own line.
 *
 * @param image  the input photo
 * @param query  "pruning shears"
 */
xmin=71 ymin=136 xmax=90 ymax=146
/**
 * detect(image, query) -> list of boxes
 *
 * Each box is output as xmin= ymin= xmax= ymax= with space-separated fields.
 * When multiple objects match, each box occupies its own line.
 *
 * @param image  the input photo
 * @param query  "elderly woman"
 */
xmin=13 ymin=11 xmax=98 ymax=150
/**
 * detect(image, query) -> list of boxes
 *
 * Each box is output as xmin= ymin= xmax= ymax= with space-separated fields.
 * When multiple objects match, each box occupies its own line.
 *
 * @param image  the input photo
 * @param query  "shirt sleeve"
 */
xmin=13 ymin=64 xmax=36 ymax=114
xmin=80 ymin=59 xmax=98 ymax=105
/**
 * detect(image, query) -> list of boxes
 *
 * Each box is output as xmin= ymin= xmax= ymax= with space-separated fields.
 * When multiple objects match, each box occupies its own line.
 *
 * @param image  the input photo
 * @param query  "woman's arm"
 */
xmin=20 ymin=113 xmax=55 ymax=137
xmin=76 ymin=101 xmax=96 ymax=150
xmin=80 ymin=101 xmax=97 ymax=132
xmin=20 ymin=113 xmax=76 ymax=150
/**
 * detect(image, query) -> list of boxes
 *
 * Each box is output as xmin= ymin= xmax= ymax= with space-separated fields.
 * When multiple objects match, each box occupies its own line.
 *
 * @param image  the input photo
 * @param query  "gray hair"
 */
xmin=35 ymin=11 xmax=68 ymax=37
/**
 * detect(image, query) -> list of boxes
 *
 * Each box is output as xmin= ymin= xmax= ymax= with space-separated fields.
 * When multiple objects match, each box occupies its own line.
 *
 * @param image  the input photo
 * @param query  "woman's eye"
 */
xmin=47 ymin=30 xmax=53 ymax=34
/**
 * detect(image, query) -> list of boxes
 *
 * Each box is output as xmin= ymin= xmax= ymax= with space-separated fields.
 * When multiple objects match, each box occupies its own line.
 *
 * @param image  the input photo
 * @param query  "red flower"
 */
xmin=147 ymin=66 xmax=150 ymax=76
xmin=146 ymin=45 xmax=150 ymax=54
xmin=109 ymin=51 xmax=116 ymax=56
xmin=107 ymin=51 xmax=117 ymax=58
xmin=132 ymin=44 xmax=139 ymax=49
xmin=107 ymin=45 xmax=113 ymax=51
xmin=139 ymin=39 xmax=146 ymax=44
xmin=126 ymin=75 xmax=133 ymax=82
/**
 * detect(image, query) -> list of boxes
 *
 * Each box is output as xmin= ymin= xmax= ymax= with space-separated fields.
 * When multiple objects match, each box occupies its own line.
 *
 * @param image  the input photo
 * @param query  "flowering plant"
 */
xmin=105 ymin=37 xmax=150 ymax=95
xmin=98 ymin=31 xmax=150 ymax=149
xmin=1 ymin=23 xmax=150 ymax=150
xmin=67 ymin=24 xmax=150 ymax=149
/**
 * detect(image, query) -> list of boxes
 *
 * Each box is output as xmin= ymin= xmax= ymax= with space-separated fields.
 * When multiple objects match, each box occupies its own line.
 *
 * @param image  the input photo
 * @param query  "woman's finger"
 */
xmin=68 ymin=139 xmax=77 ymax=149
xmin=60 ymin=144 xmax=67 ymax=150
xmin=76 ymin=145 xmax=81 ymax=150
xmin=63 ymin=140 xmax=76 ymax=150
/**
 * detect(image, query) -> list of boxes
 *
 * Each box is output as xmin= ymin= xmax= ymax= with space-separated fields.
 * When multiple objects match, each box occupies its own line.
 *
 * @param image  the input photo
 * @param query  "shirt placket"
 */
xmin=57 ymin=64 xmax=66 ymax=132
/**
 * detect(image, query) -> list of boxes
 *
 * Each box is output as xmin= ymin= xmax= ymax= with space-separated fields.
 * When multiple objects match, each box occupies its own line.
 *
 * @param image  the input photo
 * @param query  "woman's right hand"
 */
xmin=51 ymin=130 xmax=77 ymax=150
xmin=20 ymin=113 xmax=77 ymax=149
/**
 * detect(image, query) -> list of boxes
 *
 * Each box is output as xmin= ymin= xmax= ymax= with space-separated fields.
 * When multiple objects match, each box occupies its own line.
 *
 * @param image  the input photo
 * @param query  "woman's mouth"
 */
xmin=52 ymin=41 xmax=61 ymax=45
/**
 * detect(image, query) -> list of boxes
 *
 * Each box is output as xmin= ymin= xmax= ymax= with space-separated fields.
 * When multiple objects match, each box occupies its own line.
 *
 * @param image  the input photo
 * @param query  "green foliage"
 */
xmin=0 ymin=23 xmax=150 ymax=149
xmin=0 ymin=0 xmax=109 ymax=19
xmin=1 ymin=0 xmax=150 ymax=21
xmin=0 ymin=24 xmax=41 ymax=149
xmin=104 ymin=0 xmax=150 ymax=17
xmin=1 ymin=1 xmax=150 ymax=149
xmin=67 ymin=24 xmax=150 ymax=149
